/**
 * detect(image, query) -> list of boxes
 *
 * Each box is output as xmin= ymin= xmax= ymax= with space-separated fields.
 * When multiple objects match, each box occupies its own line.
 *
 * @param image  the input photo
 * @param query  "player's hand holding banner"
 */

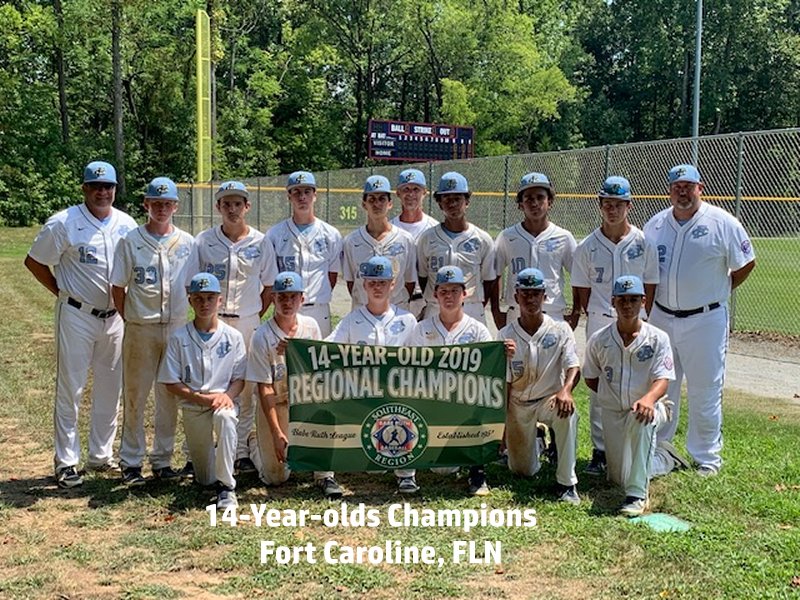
xmin=286 ymin=340 xmax=506 ymax=471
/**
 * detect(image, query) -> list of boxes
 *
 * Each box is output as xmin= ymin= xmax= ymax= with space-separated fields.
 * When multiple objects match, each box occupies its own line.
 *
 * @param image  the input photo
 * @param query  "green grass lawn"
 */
xmin=1 ymin=227 xmax=799 ymax=599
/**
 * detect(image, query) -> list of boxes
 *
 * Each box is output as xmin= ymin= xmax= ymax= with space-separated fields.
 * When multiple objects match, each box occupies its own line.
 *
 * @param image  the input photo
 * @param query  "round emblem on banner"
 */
xmin=361 ymin=403 xmax=428 ymax=468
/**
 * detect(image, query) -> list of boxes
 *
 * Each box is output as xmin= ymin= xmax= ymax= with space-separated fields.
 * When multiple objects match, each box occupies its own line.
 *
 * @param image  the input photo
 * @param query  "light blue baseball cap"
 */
xmin=359 ymin=256 xmax=394 ymax=280
xmin=83 ymin=161 xmax=117 ymax=185
xmin=287 ymin=171 xmax=316 ymax=191
xmin=145 ymin=177 xmax=179 ymax=201
xmin=189 ymin=272 xmax=221 ymax=294
xmin=273 ymin=271 xmax=305 ymax=293
xmin=515 ymin=268 xmax=546 ymax=290
xmin=435 ymin=172 xmax=469 ymax=196
xmin=435 ymin=265 xmax=466 ymax=286
xmin=598 ymin=176 xmax=632 ymax=201
xmin=612 ymin=275 xmax=645 ymax=297
xmin=363 ymin=175 xmax=392 ymax=195
xmin=668 ymin=164 xmax=701 ymax=185
xmin=215 ymin=181 xmax=249 ymax=201
xmin=397 ymin=169 xmax=427 ymax=190
xmin=517 ymin=172 xmax=554 ymax=200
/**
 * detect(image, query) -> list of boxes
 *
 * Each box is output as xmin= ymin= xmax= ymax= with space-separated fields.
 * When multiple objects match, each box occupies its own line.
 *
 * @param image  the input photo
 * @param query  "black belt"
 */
xmin=67 ymin=297 xmax=117 ymax=319
xmin=655 ymin=301 xmax=720 ymax=318
xmin=410 ymin=293 xmax=424 ymax=301
xmin=302 ymin=303 xmax=316 ymax=307
xmin=219 ymin=313 xmax=240 ymax=319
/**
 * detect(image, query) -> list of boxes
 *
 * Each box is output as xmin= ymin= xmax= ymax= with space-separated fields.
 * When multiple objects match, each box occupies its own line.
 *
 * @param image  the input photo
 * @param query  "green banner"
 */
xmin=286 ymin=340 xmax=507 ymax=472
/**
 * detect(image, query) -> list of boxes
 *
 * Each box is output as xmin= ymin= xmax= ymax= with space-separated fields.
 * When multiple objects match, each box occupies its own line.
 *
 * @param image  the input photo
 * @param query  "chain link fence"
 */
xmin=175 ymin=128 xmax=800 ymax=336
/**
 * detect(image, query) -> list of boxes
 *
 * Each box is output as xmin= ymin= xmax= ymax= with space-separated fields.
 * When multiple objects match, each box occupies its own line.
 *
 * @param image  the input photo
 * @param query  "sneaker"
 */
xmin=121 ymin=467 xmax=146 ymax=487
xmin=152 ymin=466 xmax=183 ymax=481
xmin=85 ymin=459 xmax=120 ymax=473
xmin=619 ymin=495 xmax=649 ymax=517
xmin=180 ymin=462 xmax=194 ymax=480
xmin=468 ymin=468 xmax=490 ymax=496
xmin=217 ymin=487 xmax=238 ymax=510
xmin=56 ymin=466 xmax=83 ymax=489
xmin=697 ymin=465 xmax=718 ymax=478
xmin=234 ymin=457 xmax=257 ymax=474
xmin=657 ymin=441 xmax=691 ymax=470
xmin=584 ymin=449 xmax=606 ymax=475
xmin=556 ymin=484 xmax=581 ymax=505
xmin=317 ymin=477 xmax=343 ymax=499
xmin=397 ymin=476 xmax=420 ymax=494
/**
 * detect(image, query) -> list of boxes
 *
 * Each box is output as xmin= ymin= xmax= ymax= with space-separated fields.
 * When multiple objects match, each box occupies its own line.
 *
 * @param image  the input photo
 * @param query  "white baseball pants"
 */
xmin=220 ymin=314 xmax=260 ymax=461
xmin=182 ymin=403 xmax=237 ymax=489
xmin=299 ymin=303 xmax=331 ymax=337
xmin=586 ymin=312 xmax=616 ymax=452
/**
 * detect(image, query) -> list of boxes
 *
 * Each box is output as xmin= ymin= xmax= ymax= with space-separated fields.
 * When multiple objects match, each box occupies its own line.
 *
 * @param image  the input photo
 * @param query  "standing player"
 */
xmin=267 ymin=171 xmax=343 ymax=337
xmin=25 ymin=161 xmax=137 ymax=488
xmin=191 ymin=181 xmax=277 ymax=475
xmin=158 ymin=273 xmax=246 ymax=509
xmin=583 ymin=276 xmax=682 ymax=516
xmin=342 ymin=175 xmax=417 ymax=311
xmin=390 ymin=169 xmax=438 ymax=318
xmin=499 ymin=268 xmax=581 ymax=504
xmin=246 ymin=272 xmax=323 ymax=489
xmin=571 ymin=176 xmax=659 ymax=476
xmin=493 ymin=173 xmax=578 ymax=330
xmin=111 ymin=177 xmax=195 ymax=485
xmin=645 ymin=165 xmax=755 ymax=476
xmin=416 ymin=173 xmax=496 ymax=323
xmin=328 ymin=256 xmax=419 ymax=494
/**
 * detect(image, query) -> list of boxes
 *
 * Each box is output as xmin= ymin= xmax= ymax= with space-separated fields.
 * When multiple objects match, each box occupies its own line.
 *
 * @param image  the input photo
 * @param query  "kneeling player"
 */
xmin=499 ymin=268 xmax=581 ymax=504
xmin=583 ymin=276 xmax=682 ymax=516
xmin=158 ymin=273 xmax=246 ymax=509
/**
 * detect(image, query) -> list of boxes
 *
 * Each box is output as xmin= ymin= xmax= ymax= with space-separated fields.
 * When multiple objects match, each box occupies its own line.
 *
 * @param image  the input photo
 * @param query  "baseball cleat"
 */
xmin=121 ymin=467 xmax=146 ymax=487
xmin=152 ymin=466 xmax=183 ymax=481
xmin=556 ymin=484 xmax=581 ymax=505
xmin=56 ymin=466 xmax=83 ymax=489
xmin=397 ymin=476 xmax=420 ymax=494
xmin=234 ymin=457 xmax=257 ymax=475
xmin=179 ymin=462 xmax=194 ymax=480
xmin=657 ymin=440 xmax=691 ymax=470
xmin=85 ymin=459 xmax=120 ymax=473
xmin=696 ymin=465 xmax=718 ymax=478
xmin=317 ymin=477 xmax=343 ymax=499
xmin=468 ymin=468 xmax=490 ymax=496
xmin=619 ymin=495 xmax=649 ymax=517
xmin=216 ymin=488 xmax=238 ymax=510
xmin=584 ymin=449 xmax=607 ymax=475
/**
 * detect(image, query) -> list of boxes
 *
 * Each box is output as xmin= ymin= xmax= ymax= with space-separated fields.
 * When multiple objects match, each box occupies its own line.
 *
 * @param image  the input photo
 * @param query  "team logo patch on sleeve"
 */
xmin=636 ymin=345 xmax=655 ymax=361
xmin=275 ymin=363 xmax=286 ymax=381
xmin=362 ymin=404 xmax=427 ymax=468
xmin=741 ymin=239 xmax=752 ymax=255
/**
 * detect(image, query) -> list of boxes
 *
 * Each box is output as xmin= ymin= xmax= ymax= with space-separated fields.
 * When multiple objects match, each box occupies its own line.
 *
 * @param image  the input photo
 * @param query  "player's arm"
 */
xmin=483 ymin=278 xmax=496 ymax=309
xmin=328 ymin=272 xmax=338 ymax=289
xmin=346 ymin=280 xmax=354 ymax=295
xmin=111 ymin=285 xmax=127 ymax=320
xmin=24 ymin=255 xmax=59 ymax=297
xmin=260 ymin=286 xmax=273 ymax=318
xmin=631 ymin=378 xmax=669 ymax=424
xmin=566 ymin=285 xmax=581 ymax=330
xmin=585 ymin=377 xmax=599 ymax=393
xmin=257 ymin=382 xmax=289 ymax=463
xmin=553 ymin=366 xmax=580 ymax=418
xmin=574 ymin=286 xmax=590 ymax=314
xmin=644 ymin=283 xmax=656 ymax=316
xmin=731 ymin=260 xmax=755 ymax=290
xmin=165 ymin=383 xmax=218 ymax=407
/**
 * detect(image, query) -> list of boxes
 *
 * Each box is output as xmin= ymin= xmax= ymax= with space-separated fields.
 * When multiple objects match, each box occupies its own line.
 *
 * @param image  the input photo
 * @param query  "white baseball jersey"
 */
xmin=495 ymin=222 xmax=576 ymax=314
xmin=342 ymin=225 xmax=417 ymax=308
xmin=644 ymin=203 xmax=755 ymax=310
xmin=417 ymin=223 xmax=496 ymax=306
xmin=110 ymin=226 xmax=195 ymax=324
xmin=190 ymin=226 xmax=277 ymax=318
xmin=390 ymin=213 xmax=439 ymax=240
xmin=158 ymin=321 xmax=247 ymax=394
xmin=410 ymin=313 xmax=492 ymax=345
xmin=583 ymin=322 xmax=675 ymax=412
xmin=28 ymin=204 xmax=137 ymax=309
xmin=571 ymin=226 xmax=659 ymax=316
xmin=499 ymin=316 xmax=580 ymax=404
xmin=266 ymin=218 xmax=343 ymax=305
xmin=327 ymin=305 xmax=417 ymax=345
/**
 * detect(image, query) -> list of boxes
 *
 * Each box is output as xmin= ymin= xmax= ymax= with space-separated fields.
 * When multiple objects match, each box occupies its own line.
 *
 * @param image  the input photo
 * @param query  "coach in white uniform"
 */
xmin=25 ymin=161 xmax=137 ymax=488
xmin=159 ymin=273 xmax=246 ymax=509
xmin=571 ymin=176 xmax=660 ymax=476
xmin=267 ymin=171 xmax=343 ymax=337
xmin=583 ymin=276 xmax=679 ymax=516
xmin=111 ymin=177 xmax=194 ymax=485
xmin=493 ymin=173 xmax=578 ymax=329
xmin=390 ymin=169 xmax=438 ymax=318
xmin=191 ymin=181 xmax=277 ymax=474
xmin=499 ymin=268 xmax=581 ymax=504
xmin=416 ymin=173 xmax=496 ymax=323
xmin=645 ymin=165 xmax=755 ymax=477
xmin=342 ymin=176 xmax=417 ymax=310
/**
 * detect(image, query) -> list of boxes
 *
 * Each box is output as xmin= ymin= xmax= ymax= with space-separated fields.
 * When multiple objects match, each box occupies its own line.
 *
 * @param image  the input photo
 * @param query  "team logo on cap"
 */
xmin=607 ymin=183 xmax=624 ymax=195
xmin=279 ymin=275 xmax=295 ymax=289
xmin=620 ymin=278 xmax=635 ymax=291
xmin=369 ymin=180 xmax=383 ymax=190
xmin=196 ymin=277 xmax=212 ymax=290
xmin=400 ymin=172 xmax=416 ymax=183
xmin=223 ymin=182 xmax=237 ymax=190
xmin=444 ymin=177 xmax=458 ymax=190
xmin=361 ymin=404 xmax=428 ymax=468
xmin=674 ymin=167 xmax=686 ymax=177
xmin=518 ymin=273 xmax=543 ymax=288
xmin=294 ymin=173 xmax=306 ymax=184
xmin=156 ymin=184 xmax=169 ymax=195
xmin=94 ymin=166 xmax=106 ymax=177
xmin=442 ymin=268 xmax=457 ymax=281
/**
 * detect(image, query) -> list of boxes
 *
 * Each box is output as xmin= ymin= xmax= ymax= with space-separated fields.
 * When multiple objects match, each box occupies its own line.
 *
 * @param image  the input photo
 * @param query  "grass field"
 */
xmin=0 ymin=227 xmax=799 ymax=599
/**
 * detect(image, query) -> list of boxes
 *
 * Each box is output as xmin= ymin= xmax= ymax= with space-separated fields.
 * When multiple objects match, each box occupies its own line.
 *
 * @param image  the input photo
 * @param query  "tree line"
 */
xmin=1 ymin=0 xmax=798 ymax=225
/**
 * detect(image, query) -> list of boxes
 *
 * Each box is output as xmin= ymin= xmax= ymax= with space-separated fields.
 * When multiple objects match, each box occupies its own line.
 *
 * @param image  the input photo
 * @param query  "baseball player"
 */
xmin=390 ymin=169 xmax=438 ymax=318
xmin=583 ymin=275 xmax=682 ymax=516
xmin=571 ymin=176 xmax=660 ymax=476
xmin=266 ymin=171 xmax=343 ymax=337
xmin=492 ymin=173 xmax=578 ymax=330
xmin=342 ymin=175 xmax=417 ymax=311
xmin=416 ymin=173 xmax=496 ymax=323
xmin=190 ymin=181 xmax=277 ymax=475
xmin=645 ymin=164 xmax=756 ymax=476
xmin=110 ymin=177 xmax=195 ymax=486
xmin=245 ymin=271 xmax=324 ymax=490
xmin=328 ymin=256 xmax=419 ymax=494
xmin=499 ymin=268 xmax=581 ymax=504
xmin=25 ymin=160 xmax=137 ymax=488
xmin=158 ymin=273 xmax=246 ymax=509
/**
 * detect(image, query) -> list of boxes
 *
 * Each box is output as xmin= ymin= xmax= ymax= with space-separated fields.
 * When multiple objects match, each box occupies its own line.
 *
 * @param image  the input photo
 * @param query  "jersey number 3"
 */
xmin=133 ymin=266 xmax=159 ymax=285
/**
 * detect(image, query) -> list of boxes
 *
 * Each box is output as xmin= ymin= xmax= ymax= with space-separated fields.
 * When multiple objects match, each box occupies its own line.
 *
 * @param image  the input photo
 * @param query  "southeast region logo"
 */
xmin=626 ymin=244 xmax=644 ymax=260
xmin=361 ymin=404 xmax=428 ymax=468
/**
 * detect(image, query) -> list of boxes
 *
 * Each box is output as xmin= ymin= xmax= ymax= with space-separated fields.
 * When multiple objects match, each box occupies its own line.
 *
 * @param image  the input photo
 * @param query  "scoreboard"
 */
xmin=368 ymin=119 xmax=475 ymax=162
